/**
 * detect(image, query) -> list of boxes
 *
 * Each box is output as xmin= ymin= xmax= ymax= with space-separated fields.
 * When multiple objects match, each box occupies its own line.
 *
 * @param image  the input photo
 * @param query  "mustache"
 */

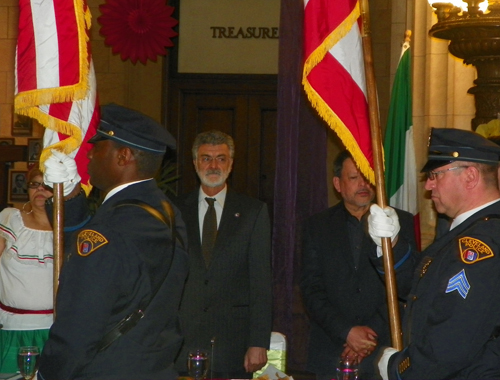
xmin=205 ymin=169 xmax=221 ymax=176
xmin=356 ymin=187 xmax=371 ymax=194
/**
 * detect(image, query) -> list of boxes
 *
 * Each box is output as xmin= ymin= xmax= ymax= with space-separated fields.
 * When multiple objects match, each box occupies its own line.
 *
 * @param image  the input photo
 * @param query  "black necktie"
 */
xmin=202 ymin=198 xmax=217 ymax=266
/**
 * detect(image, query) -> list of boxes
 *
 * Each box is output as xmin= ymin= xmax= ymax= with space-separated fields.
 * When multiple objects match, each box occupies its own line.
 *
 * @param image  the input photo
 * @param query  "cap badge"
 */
xmin=77 ymin=229 xmax=109 ymax=257
xmin=445 ymin=269 xmax=470 ymax=299
xmin=459 ymin=236 xmax=494 ymax=264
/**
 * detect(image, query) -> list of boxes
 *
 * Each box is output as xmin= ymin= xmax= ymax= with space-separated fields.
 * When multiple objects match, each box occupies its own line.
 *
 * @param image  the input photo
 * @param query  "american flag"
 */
xmin=15 ymin=0 xmax=99 ymax=193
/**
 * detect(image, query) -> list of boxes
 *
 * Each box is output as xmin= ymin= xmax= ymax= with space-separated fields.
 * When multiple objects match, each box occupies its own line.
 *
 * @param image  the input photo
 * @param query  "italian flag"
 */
xmin=383 ymin=35 xmax=420 ymax=248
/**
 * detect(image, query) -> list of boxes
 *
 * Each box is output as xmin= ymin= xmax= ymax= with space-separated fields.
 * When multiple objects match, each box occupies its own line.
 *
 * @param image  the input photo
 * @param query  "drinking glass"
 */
xmin=18 ymin=346 xmax=40 ymax=380
xmin=187 ymin=349 xmax=209 ymax=380
xmin=336 ymin=355 xmax=359 ymax=380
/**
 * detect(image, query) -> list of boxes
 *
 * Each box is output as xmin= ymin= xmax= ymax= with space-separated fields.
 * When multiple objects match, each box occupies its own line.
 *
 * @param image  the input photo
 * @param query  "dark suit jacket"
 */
xmin=174 ymin=188 xmax=272 ymax=373
xmin=301 ymin=202 xmax=417 ymax=378
xmin=39 ymin=180 xmax=189 ymax=380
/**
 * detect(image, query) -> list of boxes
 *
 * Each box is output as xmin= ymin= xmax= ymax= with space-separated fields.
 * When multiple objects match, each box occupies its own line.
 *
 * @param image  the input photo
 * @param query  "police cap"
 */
xmin=88 ymin=104 xmax=176 ymax=154
xmin=421 ymin=128 xmax=500 ymax=172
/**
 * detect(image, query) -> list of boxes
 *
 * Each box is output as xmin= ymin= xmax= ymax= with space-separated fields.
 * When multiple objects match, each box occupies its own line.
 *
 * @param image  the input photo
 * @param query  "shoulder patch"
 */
xmin=77 ymin=230 xmax=108 ymax=257
xmin=459 ymin=237 xmax=494 ymax=264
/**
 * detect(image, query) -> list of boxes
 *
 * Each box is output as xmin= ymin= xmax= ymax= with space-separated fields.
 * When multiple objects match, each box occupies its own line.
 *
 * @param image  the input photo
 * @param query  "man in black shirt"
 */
xmin=301 ymin=150 xmax=417 ymax=380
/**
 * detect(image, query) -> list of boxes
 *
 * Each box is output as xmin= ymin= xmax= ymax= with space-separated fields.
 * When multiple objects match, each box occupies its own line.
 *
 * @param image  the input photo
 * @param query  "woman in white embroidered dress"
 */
xmin=0 ymin=165 xmax=53 ymax=373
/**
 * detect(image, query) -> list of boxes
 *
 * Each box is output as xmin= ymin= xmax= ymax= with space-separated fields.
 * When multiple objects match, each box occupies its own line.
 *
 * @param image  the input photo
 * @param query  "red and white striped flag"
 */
xmin=302 ymin=0 xmax=374 ymax=184
xmin=15 ymin=0 xmax=99 ymax=194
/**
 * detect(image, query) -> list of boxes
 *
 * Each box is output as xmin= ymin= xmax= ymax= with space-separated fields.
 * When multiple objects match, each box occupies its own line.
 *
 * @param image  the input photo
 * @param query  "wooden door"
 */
xmin=167 ymin=79 xmax=277 ymax=219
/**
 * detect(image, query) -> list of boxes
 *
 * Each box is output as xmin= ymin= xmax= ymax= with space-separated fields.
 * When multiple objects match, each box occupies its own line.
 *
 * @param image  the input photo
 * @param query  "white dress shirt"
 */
xmin=450 ymin=198 xmax=500 ymax=230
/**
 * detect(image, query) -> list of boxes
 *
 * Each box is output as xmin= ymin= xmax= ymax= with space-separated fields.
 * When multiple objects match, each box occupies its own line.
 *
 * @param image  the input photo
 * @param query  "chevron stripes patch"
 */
xmin=445 ymin=269 xmax=470 ymax=299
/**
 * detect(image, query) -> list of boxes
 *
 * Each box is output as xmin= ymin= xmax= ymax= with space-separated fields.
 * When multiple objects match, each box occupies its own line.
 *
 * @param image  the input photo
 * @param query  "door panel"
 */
xmin=168 ymin=81 xmax=277 ymax=220
xmin=249 ymin=95 xmax=277 ymax=219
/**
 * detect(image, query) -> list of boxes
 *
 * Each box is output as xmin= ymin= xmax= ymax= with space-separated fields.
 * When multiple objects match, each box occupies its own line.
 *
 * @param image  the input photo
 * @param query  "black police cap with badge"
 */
xmin=88 ymin=103 xmax=176 ymax=154
xmin=421 ymin=127 xmax=500 ymax=173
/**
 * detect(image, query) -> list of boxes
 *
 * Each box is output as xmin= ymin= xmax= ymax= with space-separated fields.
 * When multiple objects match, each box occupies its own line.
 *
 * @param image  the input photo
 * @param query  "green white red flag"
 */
xmin=302 ymin=0 xmax=374 ymax=185
xmin=383 ymin=38 xmax=420 ymax=247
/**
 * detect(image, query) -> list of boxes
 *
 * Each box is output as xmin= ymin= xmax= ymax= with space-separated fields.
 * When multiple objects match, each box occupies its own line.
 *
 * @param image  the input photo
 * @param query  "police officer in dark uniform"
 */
xmin=368 ymin=128 xmax=500 ymax=379
xmin=38 ymin=104 xmax=189 ymax=380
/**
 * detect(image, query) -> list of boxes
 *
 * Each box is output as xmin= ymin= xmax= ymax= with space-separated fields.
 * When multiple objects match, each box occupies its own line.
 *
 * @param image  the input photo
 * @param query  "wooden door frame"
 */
xmin=162 ymin=0 xmax=278 ymax=125
xmin=162 ymin=1 xmax=278 ymax=197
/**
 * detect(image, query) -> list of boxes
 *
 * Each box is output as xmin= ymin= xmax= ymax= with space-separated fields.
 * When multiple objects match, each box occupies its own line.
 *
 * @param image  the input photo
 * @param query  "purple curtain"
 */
xmin=272 ymin=0 xmax=329 ymax=370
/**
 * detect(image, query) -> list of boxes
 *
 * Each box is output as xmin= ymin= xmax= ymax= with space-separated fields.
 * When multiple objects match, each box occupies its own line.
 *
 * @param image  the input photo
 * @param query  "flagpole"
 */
xmin=359 ymin=0 xmax=403 ymax=351
xmin=52 ymin=183 xmax=64 ymax=320
xmin=15 ymin=0 xmax=98 ymax=321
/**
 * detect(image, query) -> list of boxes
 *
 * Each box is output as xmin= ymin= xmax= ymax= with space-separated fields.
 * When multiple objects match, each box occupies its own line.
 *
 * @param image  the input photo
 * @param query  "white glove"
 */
xmin=378 ymin=347 xmax=398 ymax=380
xmin=43 ymin=149 xmax=80 ymax=196
xmin=368 ymin=204 xmax=400 ymax=247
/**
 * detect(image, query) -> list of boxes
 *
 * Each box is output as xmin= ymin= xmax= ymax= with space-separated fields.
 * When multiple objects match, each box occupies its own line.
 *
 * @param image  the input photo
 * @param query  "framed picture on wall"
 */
xmin=27 ymin=138 xmax=42 ymax=162
xmin=8 ymin=169 xmax=29 ymax=203
xmin=12 ymin=113 xmax=33 ymax=137
xmin=0 ymin=138 xmax=14 ymax=146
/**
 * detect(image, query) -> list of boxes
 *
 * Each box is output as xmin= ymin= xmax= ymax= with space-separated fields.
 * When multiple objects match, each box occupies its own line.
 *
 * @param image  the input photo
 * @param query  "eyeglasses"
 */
xmin=199 ymin=156 xmax=229 ymax=164
xmin=426 ymin=166 xmax=469 ymax=181
xmin=27 ymin=181 xmax=45 ymax=189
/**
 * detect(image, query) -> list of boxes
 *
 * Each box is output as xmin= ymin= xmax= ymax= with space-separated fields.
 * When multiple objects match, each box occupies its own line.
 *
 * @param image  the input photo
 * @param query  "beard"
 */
xmin=197 ymin=168 xmax=230 ymax=188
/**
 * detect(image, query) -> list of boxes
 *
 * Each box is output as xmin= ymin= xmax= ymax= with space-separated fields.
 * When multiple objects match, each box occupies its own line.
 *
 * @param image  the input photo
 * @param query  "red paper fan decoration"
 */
xmin=98 ymin=0 xmax=178 ymax=64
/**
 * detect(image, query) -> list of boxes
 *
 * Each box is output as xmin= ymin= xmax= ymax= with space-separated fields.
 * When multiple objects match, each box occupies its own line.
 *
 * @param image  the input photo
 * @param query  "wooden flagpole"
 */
xmin=359 ymin=0 xmax=403 ymax=350
xmin=52 ymin=182 xmax=64 ymax=320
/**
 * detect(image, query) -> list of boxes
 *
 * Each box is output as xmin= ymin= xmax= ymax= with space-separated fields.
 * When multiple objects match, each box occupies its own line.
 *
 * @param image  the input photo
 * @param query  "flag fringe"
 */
xmin=302 ymin=0 xmax=374 ymax=184
xmin=15 ymin=106 xmax=83 ymax=148
xmin=39 ymin=129 xmax=82 ymax=172
xmin=14 ymin=0 xmax=91 ymax=136
xmin=303 ymin=79 xmax=375 ymax=185
xmin=303 ymin=2 xmax=361 ymax=78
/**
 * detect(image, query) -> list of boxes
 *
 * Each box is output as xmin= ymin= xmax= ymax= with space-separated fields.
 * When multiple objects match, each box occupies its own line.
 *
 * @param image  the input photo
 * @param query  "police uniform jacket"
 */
xmin=174 ymin=189 xmax=272 ymax=374
xmin=301 ymin=202 xmax=417 ymax=378
xmin=388 ymin=200 xmax=500 ymax=379
xmin=38 ymin=180 xmax=189 ymax=380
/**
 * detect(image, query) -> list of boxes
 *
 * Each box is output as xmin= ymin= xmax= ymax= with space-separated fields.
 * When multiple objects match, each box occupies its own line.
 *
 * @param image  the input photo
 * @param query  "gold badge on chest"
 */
xmin=458 ymin=237 xmax=494 ymax=264
xmin=77 ymin=230 xmax=109 ymax=257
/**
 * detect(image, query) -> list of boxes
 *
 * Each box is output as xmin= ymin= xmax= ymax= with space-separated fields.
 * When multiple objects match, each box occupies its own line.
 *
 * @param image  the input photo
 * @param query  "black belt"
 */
xmin=96 ymin=310 xmax=144 ymax=352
